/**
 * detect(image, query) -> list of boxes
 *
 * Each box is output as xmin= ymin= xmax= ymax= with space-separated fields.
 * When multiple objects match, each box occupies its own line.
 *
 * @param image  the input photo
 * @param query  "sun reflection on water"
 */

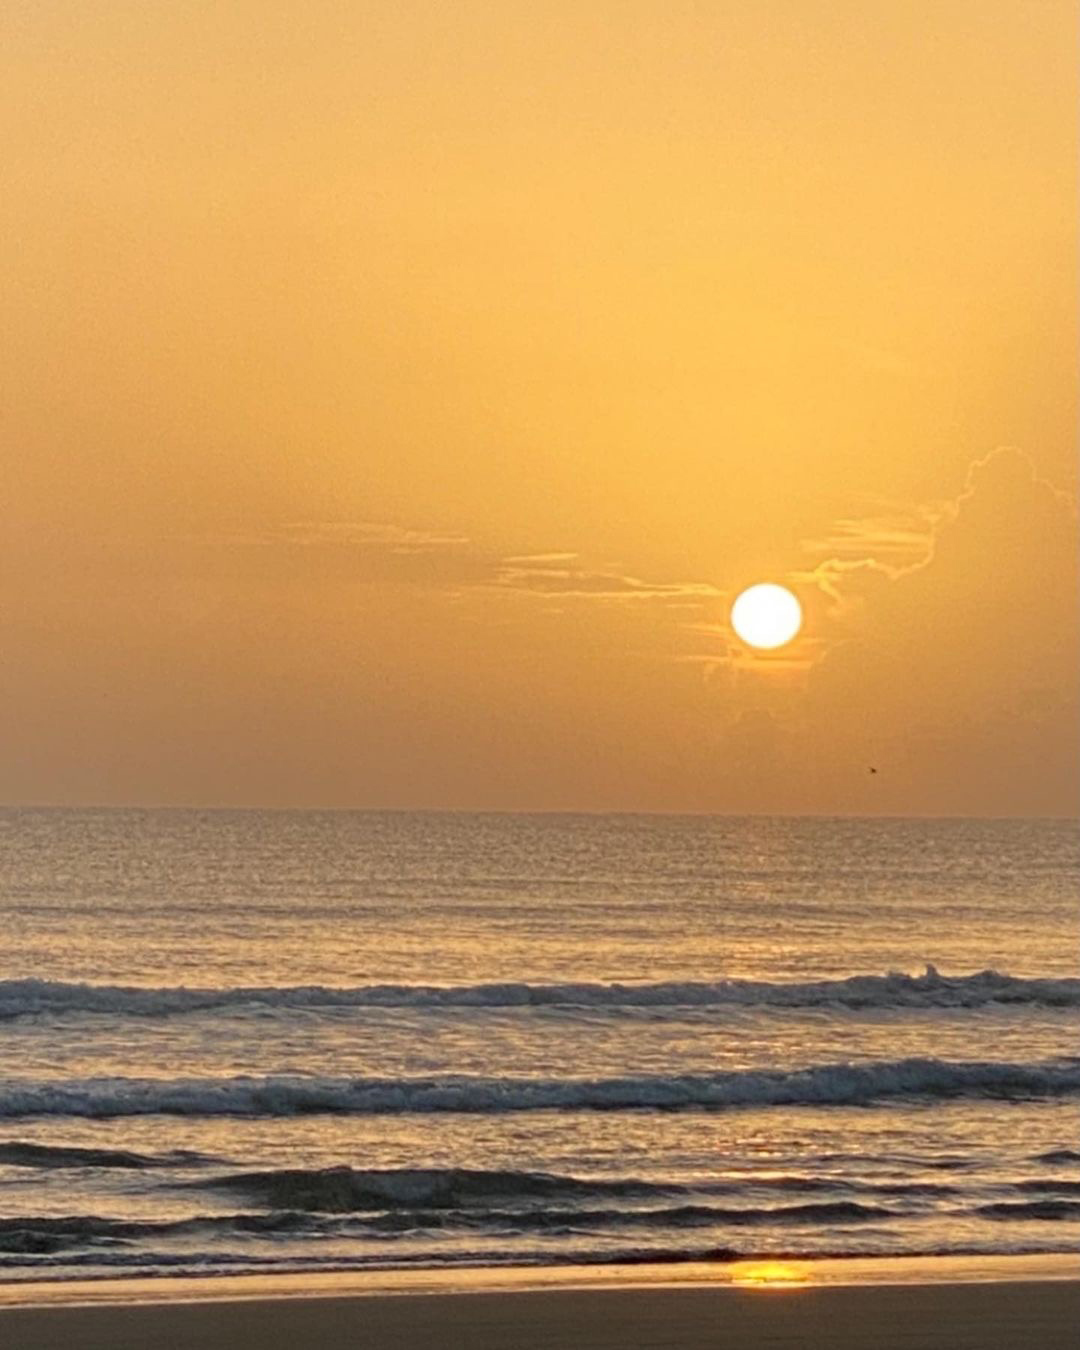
xmin=730 ymin=1261 xmax=811 ymax=1289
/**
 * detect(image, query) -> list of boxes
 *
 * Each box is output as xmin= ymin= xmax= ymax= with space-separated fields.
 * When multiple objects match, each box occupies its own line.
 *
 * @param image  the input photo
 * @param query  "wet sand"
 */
xmin=1 ymin=1275 xmax=1077 ymax=1350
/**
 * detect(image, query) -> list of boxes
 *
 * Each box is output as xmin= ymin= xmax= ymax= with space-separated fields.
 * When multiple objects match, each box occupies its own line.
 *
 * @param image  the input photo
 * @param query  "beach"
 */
xmin=7 ymin=0 xmax=1077 ymax=1336
xmin=2 ymin=1268 xmax=1078 ymax=1350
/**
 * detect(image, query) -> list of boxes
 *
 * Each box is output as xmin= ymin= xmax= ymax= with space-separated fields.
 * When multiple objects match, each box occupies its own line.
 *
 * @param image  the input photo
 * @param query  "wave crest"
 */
xmin=1 ymin=967 xmax=1077 ymax=1019
xmin=1 ymin=1056 xmax=1077 ymax=1119
xmin=0 ymin=1142 xmax=211 ymax=1170
xmin=204 ymin=1165 xmax=960 ymax=1212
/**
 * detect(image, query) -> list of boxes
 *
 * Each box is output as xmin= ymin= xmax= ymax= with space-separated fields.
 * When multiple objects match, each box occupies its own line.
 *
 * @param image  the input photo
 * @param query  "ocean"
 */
xmin=0 ymin=808 xmax=1076 ymax=1284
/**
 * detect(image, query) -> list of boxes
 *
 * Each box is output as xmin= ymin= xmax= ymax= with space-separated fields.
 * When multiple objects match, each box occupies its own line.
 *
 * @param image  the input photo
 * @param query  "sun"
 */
xmin=730 ymin=583 xmax=802 ymax=650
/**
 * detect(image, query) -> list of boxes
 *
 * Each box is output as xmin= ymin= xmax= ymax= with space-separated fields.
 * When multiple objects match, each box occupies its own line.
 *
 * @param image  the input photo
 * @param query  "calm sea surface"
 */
xmin=0 ymin=810 xmax=1076 ymax=1282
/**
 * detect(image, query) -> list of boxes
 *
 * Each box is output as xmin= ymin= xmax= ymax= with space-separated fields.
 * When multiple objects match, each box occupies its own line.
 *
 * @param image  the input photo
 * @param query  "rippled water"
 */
xmin=0 ymin=809 xmax=1076 ymax=1281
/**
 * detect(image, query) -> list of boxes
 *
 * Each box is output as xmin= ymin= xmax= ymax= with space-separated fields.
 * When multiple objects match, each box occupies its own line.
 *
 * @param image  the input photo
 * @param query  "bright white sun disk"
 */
xmin=730 ymin=583 xmax=802 ymax=649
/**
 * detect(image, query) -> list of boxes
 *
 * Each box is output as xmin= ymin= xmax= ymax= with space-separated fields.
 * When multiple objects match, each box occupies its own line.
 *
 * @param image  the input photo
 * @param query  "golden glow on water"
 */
xmin=1 ymin=814 xmax=1074 ymax=1282
xmin=730 ymin=1261 xmax=812 ymax=1289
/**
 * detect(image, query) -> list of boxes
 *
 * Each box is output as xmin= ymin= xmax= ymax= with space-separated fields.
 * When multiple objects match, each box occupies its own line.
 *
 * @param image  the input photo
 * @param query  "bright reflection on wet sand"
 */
xmin=730 ymin=1261 xmax=812 ymax=1289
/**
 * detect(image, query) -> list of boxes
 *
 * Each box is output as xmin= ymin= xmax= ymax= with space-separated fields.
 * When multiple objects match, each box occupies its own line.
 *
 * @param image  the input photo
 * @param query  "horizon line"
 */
xmin=1 ymin=803 xmax=1075 ymax=824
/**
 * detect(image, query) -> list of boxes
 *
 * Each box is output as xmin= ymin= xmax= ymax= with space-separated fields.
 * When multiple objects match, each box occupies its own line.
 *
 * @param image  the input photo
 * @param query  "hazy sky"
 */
xmin=3 ymin=1 xmax=1077 ymax=814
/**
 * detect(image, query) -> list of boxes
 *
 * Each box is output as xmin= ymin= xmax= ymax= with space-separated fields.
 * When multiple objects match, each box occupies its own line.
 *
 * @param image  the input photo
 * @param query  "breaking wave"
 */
xmin=2 ymin=967 xmax=1077 ymax=1020
xmin=4 ymin=1242 xmax=1078 ymax=1279
xmin=0 ymin=1212 xmax=318 ymax=1254
xmin=203 ymin=1164 xmax=959 ymax=1212
xmin=6 ymin=1240 xmax=1079 ymax=1279
xmin=8 ymin=1187 xmax=1080 ymax=1259
xmin=976 ymin=1201 xmax=1080 ymax=1222
xmin=0 ymin=1201 xmax=900 ymax=1255
xmin=1034 ymin=1150 xmax=1080 ymax=1167
xmin=208 ymin=1165 xmax=663 ymax=1210
xmin=2 ymin=1056 xmax=1077 ymax=1119
xmin=0 ymin=1141 xmax=212 ymax=1170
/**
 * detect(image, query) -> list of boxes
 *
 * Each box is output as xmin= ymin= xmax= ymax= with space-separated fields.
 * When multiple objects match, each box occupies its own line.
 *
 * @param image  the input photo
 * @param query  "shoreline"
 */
xmin=0 ymin=1250 xmax=1076 ymax=1309
xmin=0 ymin=1262 xmax=1076 ymax=1350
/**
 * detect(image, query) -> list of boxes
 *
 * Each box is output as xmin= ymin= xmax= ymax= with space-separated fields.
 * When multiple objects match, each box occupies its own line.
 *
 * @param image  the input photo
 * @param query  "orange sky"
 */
xmin=3 ymin=1 xmax=1077 ymax=814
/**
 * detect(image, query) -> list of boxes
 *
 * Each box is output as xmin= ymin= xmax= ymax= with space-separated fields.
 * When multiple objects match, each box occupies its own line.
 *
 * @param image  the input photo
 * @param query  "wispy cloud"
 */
xmin=800 ymin=449 xmax=1078 ymax=609
xmin=274 ymin=522 xmax=471 ymax=552
xmin=502 ymin=551 xmax=582 ymax=566
xmin=495 ymin=560 xmax=721 ymax=602
xmin=801 ymin=508 xmax=937 ymax=569
xmin=225 ymin=520 xmax=720 ymax=607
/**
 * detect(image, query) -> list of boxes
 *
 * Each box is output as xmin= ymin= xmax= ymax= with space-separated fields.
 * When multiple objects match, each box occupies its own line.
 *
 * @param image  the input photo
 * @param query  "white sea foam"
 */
xmin=1 ymin=967 xmax=1077 ymax=1019
xmin=0 ymin=1057 xmax=1076 ymax=1118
